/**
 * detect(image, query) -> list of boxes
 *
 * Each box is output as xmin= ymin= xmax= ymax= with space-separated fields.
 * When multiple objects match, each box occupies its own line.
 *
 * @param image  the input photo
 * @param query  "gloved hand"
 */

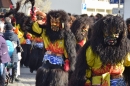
xmin=64 ymin=59 xmax=70 ymax=72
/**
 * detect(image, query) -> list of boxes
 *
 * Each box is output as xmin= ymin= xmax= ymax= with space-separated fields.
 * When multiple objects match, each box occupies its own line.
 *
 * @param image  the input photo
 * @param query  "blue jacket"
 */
xmin=3 ymin=30 xmax=20 ymax=62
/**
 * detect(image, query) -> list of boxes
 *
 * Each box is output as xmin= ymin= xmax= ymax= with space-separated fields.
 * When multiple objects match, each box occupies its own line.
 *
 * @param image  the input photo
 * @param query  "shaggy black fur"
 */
xmin=70 ymin=17 xmax=92 ymax=42
xmin=36 ymin=63 xmax=68 ymax=86
xmin=123 ymin=18 xmax=130 ymax=86
xmin=126 ymin=18 xmax=130 ymax=27
xmin=69 ymin=15 xmax=130 ymax=86
xmin=91 ymin=15 xmax=129 ymax=65
xmin=123 ymin=66 xmax=130 ymax=86
xmin=126 ymin=18 xmax=130 ymax=39
xmin=64 ymin=29 xmax=77 ymax=72
xmin=29 ymin=47 xmax=44 ymax=73
xmin=20 ymin=44 xmax=31 ymax=67
xmin=95 ymin=13 xmax=103 ymax=22
xmin=68 ymin=41 xmax=90 ymax=86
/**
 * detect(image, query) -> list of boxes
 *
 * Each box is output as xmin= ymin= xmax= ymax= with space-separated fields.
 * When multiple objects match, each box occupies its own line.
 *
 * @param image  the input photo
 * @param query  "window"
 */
xmin=96 ymin=9 xmax=104 ymax=12
xmin=87 ymin=8 xmax=95 ymax=12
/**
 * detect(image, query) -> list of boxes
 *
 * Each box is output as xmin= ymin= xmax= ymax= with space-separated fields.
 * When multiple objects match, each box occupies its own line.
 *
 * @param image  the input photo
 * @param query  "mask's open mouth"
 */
xmin=51 ymin=25 xmax=59 ymax=31
xmin=104 ymin=37 xmax=117 ymax=45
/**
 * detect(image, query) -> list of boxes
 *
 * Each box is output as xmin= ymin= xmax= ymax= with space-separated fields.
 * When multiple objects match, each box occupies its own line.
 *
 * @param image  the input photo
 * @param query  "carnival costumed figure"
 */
xmin=28 ymin=6 xmax=46 ymax=73
xmin=10 ymin=14 xmax=32 ymax=67
xmin=67 ymin=13 xmax=76 ymax=28
xmin=94 ymin=13 xmax=103 ymax=22
xmin=70 ymin=17 xmax=93 ymax=53
xmin=126 ymin=18 xmax=130 ymax=39
xmin=123 ymin=18 xmax=130 ymax=85
xmin=69 ymin=15 xmax=130 ymax=86
xmin=31 ymin=10 xmax=77 ymax=86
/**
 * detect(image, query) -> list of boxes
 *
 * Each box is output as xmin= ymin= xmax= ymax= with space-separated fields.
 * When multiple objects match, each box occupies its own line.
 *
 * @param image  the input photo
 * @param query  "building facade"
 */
xmin=0 ymin=0 xmax=12 ymax=13
xmin=84 ymin=0 xmax=123 ymax=16
xmin=49 ymin=0 xmax=123 ymax=16
xmin=124 ymin=0 xmax=130 ymax=20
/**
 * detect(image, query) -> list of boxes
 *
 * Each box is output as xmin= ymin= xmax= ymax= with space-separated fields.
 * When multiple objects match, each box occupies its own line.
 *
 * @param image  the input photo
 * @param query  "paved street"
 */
xmin=8 ymin=67 xmax=36 ymax=86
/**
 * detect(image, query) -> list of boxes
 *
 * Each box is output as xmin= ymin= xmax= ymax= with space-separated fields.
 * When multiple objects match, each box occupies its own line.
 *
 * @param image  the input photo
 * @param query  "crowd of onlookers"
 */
xmin=0 ymin=13 xmax=22 ymax=86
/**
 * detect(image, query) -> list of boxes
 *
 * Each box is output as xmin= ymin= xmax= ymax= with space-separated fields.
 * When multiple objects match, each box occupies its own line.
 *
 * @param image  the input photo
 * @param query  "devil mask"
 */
xmin=102 ymin=15 xmax=123 ymax=46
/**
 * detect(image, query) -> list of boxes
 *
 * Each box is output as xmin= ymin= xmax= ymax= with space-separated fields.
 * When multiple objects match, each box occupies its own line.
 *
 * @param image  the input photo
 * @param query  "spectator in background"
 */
xmin=3 ymin=21 xmax=21 ymax=82
xmin=4 ymin=17 xmax=23 ymax=81
xmin=0 ymin=21 xmax=11 ymax=85
xmin=5 ymin=17 xmax=12 ymax=24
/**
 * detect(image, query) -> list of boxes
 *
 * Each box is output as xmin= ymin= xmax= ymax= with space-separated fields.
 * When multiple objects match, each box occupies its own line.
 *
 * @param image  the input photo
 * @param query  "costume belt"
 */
xmin=26 ymin=39 xmax=31 ymax=44
xmin=34 ymin=42 xmax=43 ymax=49
xmin=43 ymin=51 xmax=64 ymax=66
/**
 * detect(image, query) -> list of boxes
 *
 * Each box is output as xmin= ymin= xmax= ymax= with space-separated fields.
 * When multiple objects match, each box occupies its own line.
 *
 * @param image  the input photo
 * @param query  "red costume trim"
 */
xmin=46 ymin=42 xmax=64 ymax=54
xmin=78 ymin=40 xmax=86 ymax=47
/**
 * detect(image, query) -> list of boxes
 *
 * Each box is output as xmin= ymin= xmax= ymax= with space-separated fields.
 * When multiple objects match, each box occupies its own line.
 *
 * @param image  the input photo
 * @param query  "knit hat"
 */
xmin=5 ymin=22 xmax=13 ymax=30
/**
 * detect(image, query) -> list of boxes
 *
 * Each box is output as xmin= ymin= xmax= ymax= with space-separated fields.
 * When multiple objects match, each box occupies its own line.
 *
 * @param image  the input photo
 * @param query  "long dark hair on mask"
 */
xmin=70 ymin=17 xmax=93 ymax=42
xmin=45 ymin=10 xmax=69 ymax=42
xmin=90 ymin=15 xmax=130 ymax=65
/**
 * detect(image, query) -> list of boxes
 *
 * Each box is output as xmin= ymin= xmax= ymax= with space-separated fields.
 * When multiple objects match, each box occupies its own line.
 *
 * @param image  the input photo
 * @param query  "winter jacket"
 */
xmin=0 ymin=33 xmax=11 ymax=63
xmin=3 ymin=30 xmax=20 ymax=62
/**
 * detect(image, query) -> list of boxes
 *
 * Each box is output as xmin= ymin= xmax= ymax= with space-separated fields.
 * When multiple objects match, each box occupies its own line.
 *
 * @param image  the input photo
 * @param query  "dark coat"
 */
xmin=3 ymin=30 xmax=20 ymax=62
xmin=0 ymin=33 xmax=11 ymax=63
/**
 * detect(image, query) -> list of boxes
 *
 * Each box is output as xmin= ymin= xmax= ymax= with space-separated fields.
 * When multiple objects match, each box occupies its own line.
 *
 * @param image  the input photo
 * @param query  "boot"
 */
xmin=11 ymin=68 xmax=20 ymax=83
xmin=15 ymin=77 xmax=20 ymax=82
xmin=11 ymin=68 xmax=15 ymax=83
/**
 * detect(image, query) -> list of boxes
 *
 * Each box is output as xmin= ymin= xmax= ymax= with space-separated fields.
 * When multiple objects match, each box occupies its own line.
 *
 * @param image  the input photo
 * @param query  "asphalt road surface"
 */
xmin=8 ymin=67 xmax=36 ymax=86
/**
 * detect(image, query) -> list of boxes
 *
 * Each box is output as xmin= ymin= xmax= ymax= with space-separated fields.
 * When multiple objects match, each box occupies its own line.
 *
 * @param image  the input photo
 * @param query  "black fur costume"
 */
xmin=29 ymin=44 xmax=44 ymax=73
xmin=35 ymin=10 xmax=76 ymax=86
xmin=123 ymin=18 xmax=130 ymax=86
xmin=20 ymin=44 xmax=31 ymax=67
xmin=70 ymin=17 xmax=93 ymax=53
xmin=69 ymin=15 xmax=130 ymax=86
xmin=126 ymin=18 xmax=130 ymax=39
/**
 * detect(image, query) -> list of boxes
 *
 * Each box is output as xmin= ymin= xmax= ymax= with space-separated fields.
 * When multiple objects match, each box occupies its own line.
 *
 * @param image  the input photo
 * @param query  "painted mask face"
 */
xmin=50 ymin=15 xmax=62 ymax=31
xmin=81 ymin=25 xmax=89 ymax=36
xmin=103 ymin=26 xmax=120 ymax=46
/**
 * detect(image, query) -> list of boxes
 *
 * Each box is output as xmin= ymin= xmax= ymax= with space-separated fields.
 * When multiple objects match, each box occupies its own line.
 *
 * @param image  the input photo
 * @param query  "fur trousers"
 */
xmin=36 ymin=61 xmax=68 ymax=86
xmin=29 ymin=47 xmax=43 ymax=73
xmin=20 ymin=44 xmax=31 ymax=67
